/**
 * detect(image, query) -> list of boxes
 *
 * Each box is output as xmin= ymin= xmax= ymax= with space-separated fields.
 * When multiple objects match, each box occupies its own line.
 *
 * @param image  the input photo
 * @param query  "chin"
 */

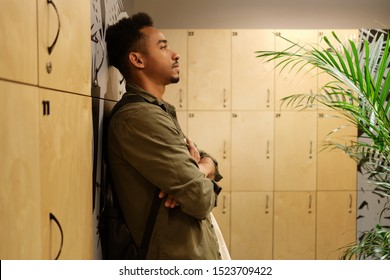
xmin=170 ymin=76 xmax=180 ymax=84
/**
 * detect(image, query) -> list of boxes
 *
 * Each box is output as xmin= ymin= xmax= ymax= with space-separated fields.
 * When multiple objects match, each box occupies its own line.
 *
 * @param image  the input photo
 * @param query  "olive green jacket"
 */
xmin=108 ymin=83 xmax=223 ymax=259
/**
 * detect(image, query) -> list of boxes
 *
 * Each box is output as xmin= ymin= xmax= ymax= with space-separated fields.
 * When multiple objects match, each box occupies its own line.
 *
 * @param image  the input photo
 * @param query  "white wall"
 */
xmin=130 ymin=0 xmax=390 ymax=29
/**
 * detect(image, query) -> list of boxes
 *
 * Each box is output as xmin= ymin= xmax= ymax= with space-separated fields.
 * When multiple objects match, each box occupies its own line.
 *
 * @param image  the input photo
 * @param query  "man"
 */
xmin=105 ymin=12 xmax=223 ymax=259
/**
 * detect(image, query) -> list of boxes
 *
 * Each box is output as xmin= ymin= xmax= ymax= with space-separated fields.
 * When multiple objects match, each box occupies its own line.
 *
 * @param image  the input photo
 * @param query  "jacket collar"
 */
xmin=125 ymin=83 xmax=167 ymax=111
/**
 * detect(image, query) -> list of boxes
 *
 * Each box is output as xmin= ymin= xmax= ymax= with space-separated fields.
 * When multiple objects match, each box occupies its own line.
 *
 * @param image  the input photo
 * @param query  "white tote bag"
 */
xmin=210 ymin=213 xmax=231 ymax=260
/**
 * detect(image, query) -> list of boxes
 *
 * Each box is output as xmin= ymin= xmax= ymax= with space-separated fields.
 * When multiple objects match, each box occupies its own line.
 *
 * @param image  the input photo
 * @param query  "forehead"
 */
xmin=141 ymin=27 xmax=167 ymax=46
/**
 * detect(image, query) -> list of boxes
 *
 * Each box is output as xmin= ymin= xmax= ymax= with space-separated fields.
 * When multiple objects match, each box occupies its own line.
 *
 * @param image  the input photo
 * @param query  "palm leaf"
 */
xmin=341 ymin=224 xmax=390 ymax=260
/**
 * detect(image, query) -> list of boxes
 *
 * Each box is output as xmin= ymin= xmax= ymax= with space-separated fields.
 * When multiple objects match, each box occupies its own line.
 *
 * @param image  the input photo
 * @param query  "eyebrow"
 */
xmin=158 ymin=39 xmax=168 ymax=45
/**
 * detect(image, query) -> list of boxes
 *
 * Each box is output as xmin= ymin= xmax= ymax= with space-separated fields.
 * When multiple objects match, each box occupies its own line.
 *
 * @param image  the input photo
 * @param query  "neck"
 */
xmin=128 ymin=76 xmax=165 ymax=100
xmin=141 ymin=83 xmax=165 ymax=100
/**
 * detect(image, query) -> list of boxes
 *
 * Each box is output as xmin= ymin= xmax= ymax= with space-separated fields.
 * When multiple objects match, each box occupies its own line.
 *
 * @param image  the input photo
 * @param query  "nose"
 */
xmin=172 ymin=50 xmax=180 ymax=61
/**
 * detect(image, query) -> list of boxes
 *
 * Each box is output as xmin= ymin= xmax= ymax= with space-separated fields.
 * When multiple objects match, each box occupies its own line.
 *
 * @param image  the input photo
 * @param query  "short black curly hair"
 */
xmin=105 ymin=12 xmax=154 ymax=78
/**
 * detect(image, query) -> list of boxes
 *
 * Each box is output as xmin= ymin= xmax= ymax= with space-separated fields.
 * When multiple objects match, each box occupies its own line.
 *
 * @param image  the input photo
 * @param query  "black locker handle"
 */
xmin=47 ymin=0 xmax=61 ymax=55
xmin=49 ymin=212 xmax=64 ymax=260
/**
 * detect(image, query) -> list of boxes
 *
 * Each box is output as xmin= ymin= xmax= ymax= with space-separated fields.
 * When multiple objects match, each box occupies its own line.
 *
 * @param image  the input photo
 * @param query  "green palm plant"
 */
xmin=256 ymin=30 xmax=390 ymax=259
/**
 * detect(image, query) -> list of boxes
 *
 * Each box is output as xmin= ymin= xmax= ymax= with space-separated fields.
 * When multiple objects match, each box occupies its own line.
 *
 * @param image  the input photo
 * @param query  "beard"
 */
xmin=170 ymin=75 xmax=180 ymax=84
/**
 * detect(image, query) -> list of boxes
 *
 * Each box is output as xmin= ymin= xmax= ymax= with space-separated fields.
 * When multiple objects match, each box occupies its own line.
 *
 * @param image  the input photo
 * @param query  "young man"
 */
xmin=105 ymin=12 xmax=223 ymax=259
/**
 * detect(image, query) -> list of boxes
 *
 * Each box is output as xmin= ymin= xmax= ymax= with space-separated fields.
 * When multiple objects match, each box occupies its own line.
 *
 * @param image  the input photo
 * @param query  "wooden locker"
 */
xmin=232 ymin=29 xmax=275 ymax=110
xmin=40 ymin=89 xmax=92 ymax=259
xmin=231 ymin=191 xmax=273 ymax=259
xmin=188 ymin=30 xmax=231 ymax=110
xmin=274 ymin=29 xmax=318 ymax=110
xmin=274 ymin=191 xmax=316 ymax=259
xmin=0 ymin=0 xmax=38 ymax=85
xmin=0 ymin=81 xmax=41 ymax=259
xmin=316 ymin=191 xmax=356 ymax=259
xmin=231 ymin=111 xmax=274 ymax=191
xmin=274 ymin=111 xmax=317 ymax=191
xmin=37 ymin=0 xmax=91 ymax=95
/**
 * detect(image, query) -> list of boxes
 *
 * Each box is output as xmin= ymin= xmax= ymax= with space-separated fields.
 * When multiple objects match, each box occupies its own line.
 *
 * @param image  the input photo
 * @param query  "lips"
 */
xmin=173 ymin=63 xmax=180 ymax=72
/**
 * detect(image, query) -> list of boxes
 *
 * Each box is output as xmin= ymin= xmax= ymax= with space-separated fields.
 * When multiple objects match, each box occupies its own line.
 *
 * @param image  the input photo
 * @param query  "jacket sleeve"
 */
xmin=111 ymin=104 xmax=220 ymax=220
xmin=166 ymin=101 xmax=223 ymax=183
xmin=198 ymin=149 xmax=223 ymax=182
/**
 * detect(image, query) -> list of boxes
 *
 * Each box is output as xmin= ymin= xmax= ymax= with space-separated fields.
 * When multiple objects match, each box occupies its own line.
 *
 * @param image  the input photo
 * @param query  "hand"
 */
xmin=185 ymin=138 xmax=216 ymax=179
xmin=198 ymin=156 xmax=216 ymax=180
xmin=159 ymin=191 xmax=179 ymax=208
xmin=185 ymin=138 xmax=200 ymax=163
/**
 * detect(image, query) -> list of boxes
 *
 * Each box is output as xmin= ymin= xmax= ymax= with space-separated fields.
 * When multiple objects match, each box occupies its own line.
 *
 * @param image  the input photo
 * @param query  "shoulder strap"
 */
xmin=103 ymin=94 xmax=146 ymax=164
xmin=105 ymin=93 xmax=161 ymax=259
xmin=138 ymin=189 xmax=160 ymax=259
xmin=109 ymin=94 xmax=146 ymax=119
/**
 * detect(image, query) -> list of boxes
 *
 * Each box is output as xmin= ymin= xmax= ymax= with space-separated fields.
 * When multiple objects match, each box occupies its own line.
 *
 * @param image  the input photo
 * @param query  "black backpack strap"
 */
xmin=105 ymin=93 xmax=162 ymax=259
xmin=101 ymin=94 xmax=147 ymax=208
xmin=138 ymin=189 xmax=161 ymax=259
xmin=110 ymin=94 xmax=146 ymax=118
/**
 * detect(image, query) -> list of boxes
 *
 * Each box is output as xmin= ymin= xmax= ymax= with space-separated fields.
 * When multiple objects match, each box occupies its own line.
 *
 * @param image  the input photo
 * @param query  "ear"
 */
xmin=129 ymin=52 xmax=145 ymax=69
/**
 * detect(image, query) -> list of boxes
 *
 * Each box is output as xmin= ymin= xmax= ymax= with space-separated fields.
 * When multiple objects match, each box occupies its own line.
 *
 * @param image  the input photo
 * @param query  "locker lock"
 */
xmin=46 ymin=61 xmax=53 ymax=74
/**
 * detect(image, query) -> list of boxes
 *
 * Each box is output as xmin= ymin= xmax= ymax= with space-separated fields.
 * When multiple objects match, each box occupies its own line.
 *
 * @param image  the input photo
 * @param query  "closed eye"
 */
xmin=158 ymin=39 xmax=169 ymax=50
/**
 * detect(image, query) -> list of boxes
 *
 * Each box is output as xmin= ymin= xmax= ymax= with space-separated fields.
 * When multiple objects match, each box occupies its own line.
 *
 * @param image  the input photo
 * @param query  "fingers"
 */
xmin=186 ymin=138 xmax=200 ymax=163
xmin=164 ymin=194 xmax=179 ymax=208
xmin=198 ymin=157 xmax=216 ymax=179
xmin=159 ymin=191 xmax=166 ymax=199
xmin=159 ymin=191 xmax=179 ymax=208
